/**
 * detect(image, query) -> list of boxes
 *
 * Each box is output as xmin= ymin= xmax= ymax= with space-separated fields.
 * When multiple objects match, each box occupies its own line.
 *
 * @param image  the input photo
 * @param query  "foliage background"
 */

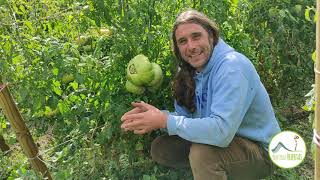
xmin=0 ymin=0 xmax=316 ymax=179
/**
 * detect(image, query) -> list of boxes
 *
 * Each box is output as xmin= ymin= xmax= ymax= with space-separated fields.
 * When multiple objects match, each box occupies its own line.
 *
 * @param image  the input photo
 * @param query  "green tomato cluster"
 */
xmin=125 ymin=54 xmax=163 ymax=94
xmin=75 ymin=27 xmax=112 ymax=52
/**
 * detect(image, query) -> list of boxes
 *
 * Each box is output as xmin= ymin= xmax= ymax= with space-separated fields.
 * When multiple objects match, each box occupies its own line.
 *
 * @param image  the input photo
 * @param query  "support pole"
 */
xmin=315 ymin=0 xmax=320 ymax=179
xmin=0 ymin=81 xmax=52 ymax=179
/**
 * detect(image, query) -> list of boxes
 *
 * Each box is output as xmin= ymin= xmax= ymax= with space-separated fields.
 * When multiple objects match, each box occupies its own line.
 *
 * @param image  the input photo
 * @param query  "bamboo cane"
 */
xmin=315 ymin=0 xmax=320 ymax=179
xmin=0 ymin=82 xmax=52 ymax=179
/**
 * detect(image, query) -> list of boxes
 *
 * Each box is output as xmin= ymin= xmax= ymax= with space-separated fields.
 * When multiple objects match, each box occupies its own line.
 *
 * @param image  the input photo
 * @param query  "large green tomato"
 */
xmin=126 ymin=54 xmax=154 ymax=86
xmin=75 ymin=35 xmax=89 ymax=46
xmin=125 ymin=80 xmax=145 ymax=94
xmin=147 ymin=82 xmax=162 ymax=93
xmin=147 ymin=63 xmax=163 ymax=87
xmin=99 ymin=27 xmax=112 ymax=37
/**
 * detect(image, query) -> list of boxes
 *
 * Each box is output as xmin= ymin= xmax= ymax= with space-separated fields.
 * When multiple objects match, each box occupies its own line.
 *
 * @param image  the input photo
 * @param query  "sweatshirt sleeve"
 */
xmin=160 ymin=100 xmax=192 ymax=133
xmin=161 ymin=100 xmax=192 ymax=117
xmin=167 ymin=67 xmax=250 ymax=147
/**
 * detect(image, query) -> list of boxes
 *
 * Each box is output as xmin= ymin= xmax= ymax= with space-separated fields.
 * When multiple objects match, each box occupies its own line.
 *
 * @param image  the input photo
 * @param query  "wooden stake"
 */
xmin=315 ymin=0 xmax=320 ymax=179
xmin=0 ymin=84 xmax=52 ymax=179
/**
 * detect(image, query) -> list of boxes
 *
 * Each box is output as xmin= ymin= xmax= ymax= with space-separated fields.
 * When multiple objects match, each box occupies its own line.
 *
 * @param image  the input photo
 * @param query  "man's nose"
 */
xmin=187 ymin=41 xmax=196 ymax=52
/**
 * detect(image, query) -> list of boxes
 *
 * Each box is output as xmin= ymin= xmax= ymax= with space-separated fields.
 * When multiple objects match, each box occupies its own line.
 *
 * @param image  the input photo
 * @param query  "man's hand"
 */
xmin=120 ymin=102 xmax=168 ymax=134
xmin=122 ymin=106 xmax=146 ymax=117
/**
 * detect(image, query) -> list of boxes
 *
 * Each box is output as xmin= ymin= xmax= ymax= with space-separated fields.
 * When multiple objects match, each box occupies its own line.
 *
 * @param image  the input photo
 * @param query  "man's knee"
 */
xmin=150 ymin=135 xmax=191 ymax=168
xmin=189 ymin=139 xmax=274 ymax=180
xmin=189 ymin=143 xmax=224 ymax=168
xmin=189 ymin=143 xmax=227 ymax=180
xmin=150 ymin=136 xmax=166 ymax=162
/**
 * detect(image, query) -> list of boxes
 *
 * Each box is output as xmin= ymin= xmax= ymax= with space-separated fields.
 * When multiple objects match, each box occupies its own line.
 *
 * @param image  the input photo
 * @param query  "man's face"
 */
xmin=175 ymin=23 xmax=214 ymax=72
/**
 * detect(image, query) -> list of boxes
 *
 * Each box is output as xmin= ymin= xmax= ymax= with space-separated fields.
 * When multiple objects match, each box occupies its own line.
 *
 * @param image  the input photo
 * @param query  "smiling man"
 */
xmin=121 ymin=9 xmax=281 ymax=180
xmin=175 ymin=23 xmax=214 ymax=72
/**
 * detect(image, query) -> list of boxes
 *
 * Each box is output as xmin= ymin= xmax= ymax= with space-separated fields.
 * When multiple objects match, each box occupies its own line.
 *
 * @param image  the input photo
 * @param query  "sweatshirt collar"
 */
xmin=195 ymin=38 xmax=234 ymax=77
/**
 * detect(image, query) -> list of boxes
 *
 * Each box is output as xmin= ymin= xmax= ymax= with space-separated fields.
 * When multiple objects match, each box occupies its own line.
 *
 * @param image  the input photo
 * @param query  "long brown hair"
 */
xmin=172 ymin=10 xmax=219 ymax=113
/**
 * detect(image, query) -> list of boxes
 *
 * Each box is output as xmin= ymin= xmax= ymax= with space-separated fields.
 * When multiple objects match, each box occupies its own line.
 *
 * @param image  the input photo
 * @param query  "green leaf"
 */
xmin=12 ymin=55 xmax=23 ymax=65
xmin=58 ymin=101 xmax=69 ymax=115
xmin=143 ymin=175 xmax=151 ymax=180
xmin=94 ymin=100 xmax=99 ymax=107
xmin=312 ymin=51 xmax=316 ymax=62
xmin=106 ymin=128 xmax=113 ymax=140
xmin=294 ymin=5 xmax=302 ymax=14
xmin=305 ymin=7 xmax=311 ymax=21
xmin=12 ymin=4 xmax=21 ymax=15
xmin=19 ymin=5 xmax=26 ymax=14
xmin=1 ymin=122 xmax=6 ymax=129
xmin=230 ymin=0 xmax=238 ymax=14
xmin=52 ymin=80 xmax=62 ymax=96
xmin=302 ymin=105 xmax=310 ymax=111
xmin=279 ymin=9 xmax=286 ymax=18
xmin=25 ymin=21 xmax=34 ymax=32
xmin=47 ymin=23 xmax=53 ymax=33
xmin=52 ymin=67 xmax=59 ymax=76
xmin=70 ymin=81 xmax=78 ymax=90
xmin=135 ymin=141 xmax=143 ymax=151
xmin=3 ymin=41 xmax=11 ymax=54
xmin=52 ymin=80 xmax=61 ymax=87
xmin=305 ymin=6 xmax=316 ymax=22
xmin=268 ymin=8 xmax=278 ymax=17
xmin=151 ymin=175 xmax=157 ymax=180
xmin=44 ymin=106 xmax=52 ymax=114
xmin=79 ymin=118 xmax=90 ymax=133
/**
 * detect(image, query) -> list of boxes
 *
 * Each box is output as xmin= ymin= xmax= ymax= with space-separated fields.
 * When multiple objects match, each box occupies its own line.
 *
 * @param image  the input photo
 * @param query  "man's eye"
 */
xmin=178 ymin=39 xmax=186 ymax=45
xmin=192 ymin=34 xmax=201 ymax=40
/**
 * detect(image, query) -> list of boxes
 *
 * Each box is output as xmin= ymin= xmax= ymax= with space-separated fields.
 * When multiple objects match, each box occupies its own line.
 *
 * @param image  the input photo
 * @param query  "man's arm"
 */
xmin=167 ymin=67 xmax=251 ymax=147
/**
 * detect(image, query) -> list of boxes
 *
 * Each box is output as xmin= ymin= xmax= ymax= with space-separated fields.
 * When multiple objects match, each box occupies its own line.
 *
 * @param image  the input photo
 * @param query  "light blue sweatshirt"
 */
xmin=166 ymin=38 xmax=281 ymax=150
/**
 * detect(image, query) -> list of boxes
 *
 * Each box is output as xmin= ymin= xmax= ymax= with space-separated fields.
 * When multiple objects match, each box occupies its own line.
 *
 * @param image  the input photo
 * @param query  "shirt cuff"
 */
xmin=167 ymin=114 xmax=178 ymax=135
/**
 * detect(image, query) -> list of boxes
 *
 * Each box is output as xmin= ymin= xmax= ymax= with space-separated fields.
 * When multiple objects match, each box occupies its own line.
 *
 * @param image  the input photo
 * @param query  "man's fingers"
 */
xmin=121 ymin=107 xmax=144 ymax=121
xmin=121 ymin=119 xmax=144 ymax=130
xmin=125 ymin=107 xmax=143 ymax=115
xmin=131 ymin=102 xmax=149 ymax=111
xmin=121 ymin=109 xmax=144 ymax=121
xmin=132 ymin=101 xmax=156 ymax=111
xmin=122 ymin=113 xmax=144 ymax=122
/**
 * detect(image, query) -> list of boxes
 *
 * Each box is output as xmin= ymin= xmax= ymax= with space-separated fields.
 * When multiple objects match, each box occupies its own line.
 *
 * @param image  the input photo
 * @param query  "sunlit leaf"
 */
xmin=52 ymin=67 xmax=59 ymax=76
xmin=12 ymin=55 xmax=23 ymax=65
xmin=70 ymin=81 xmax=78 ymax=90
xmin=312 ymin=51 xmax=316 ymax=62
xmin=12 ymin=4 xmax=21 ymax=15
xmin=1 ymin=122 xmax=6 ymax=129
xmin=305 ymin=7 xmax=311 ymax=21
xmin=52 ymin=80 xmax=62 ymax=96
xmin=58 ymin=101 xmax=69 ymax=114
xmin=53 ymin=87 xmax=62 ymax=96
xmin=24 ymin=21 xmax=34 ymax=32
xmin=3 ymin=41 xmax=11 ymax=54
xmin=19 ymin=5 xmax=26 ymax=14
